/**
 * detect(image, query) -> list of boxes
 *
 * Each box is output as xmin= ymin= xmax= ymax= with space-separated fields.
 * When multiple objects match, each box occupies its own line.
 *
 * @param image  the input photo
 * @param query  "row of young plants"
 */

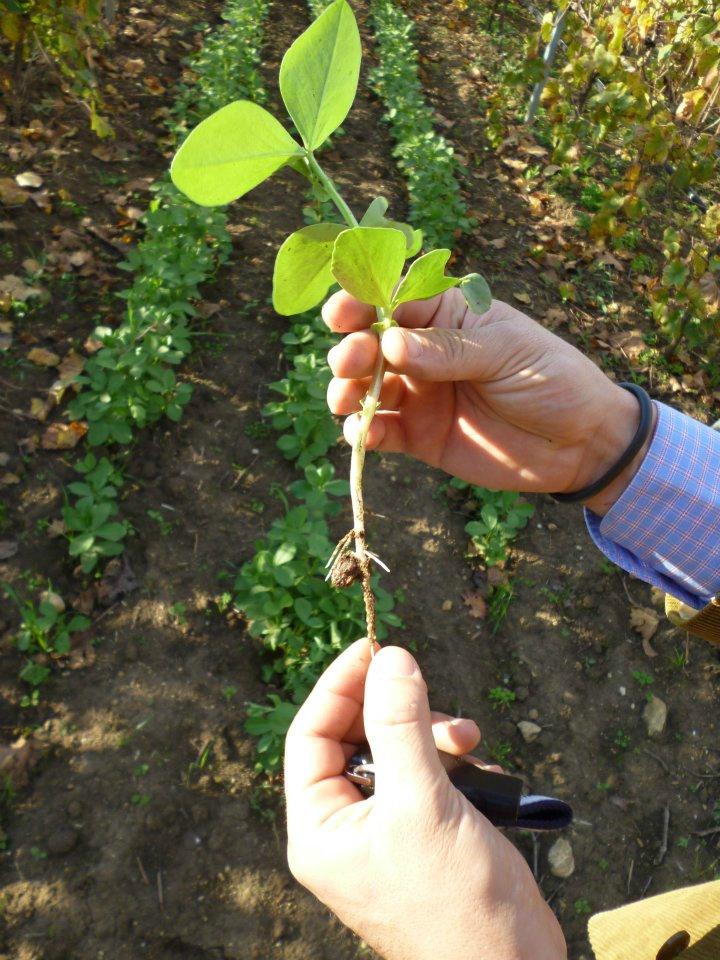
xmin=4 ymin=0 xmax=271 ymax=705
xmin=366 ymin=1 xmax=536 ymax=625
xmin=369 ymin=0 xmax=473 ymax=249
xmin=365 ymin=1 xmax=537 ymax=612
xmin=484 ymin=0 xmax=720 ymax=370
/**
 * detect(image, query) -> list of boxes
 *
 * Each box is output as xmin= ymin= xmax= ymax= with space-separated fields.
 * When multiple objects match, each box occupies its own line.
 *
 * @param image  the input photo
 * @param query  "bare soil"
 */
xmin=1 ymin=2 xmax=718 ymax=959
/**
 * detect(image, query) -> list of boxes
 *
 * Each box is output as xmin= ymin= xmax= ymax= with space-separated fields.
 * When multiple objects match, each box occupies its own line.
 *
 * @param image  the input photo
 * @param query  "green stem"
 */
xmin=306 ymin=152 xmax=358 ymax=228
xmin=307 ymin=151 xmax=386 ymax=645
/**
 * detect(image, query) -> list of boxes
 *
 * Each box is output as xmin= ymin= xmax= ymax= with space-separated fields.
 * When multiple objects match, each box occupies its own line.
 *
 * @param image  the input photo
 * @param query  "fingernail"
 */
xmin=373 ymin=646 xmax=417 ymax=678
xmin=327 ymin=344 xmax=339 ymax=369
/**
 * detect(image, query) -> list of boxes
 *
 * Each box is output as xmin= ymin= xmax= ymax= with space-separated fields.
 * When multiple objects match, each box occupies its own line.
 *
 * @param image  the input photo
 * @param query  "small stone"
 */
xmin=528 ymin=708 xmax=539 ymax=721
xmin=548 ymin=837 xmax=575 ymax=878
xmin=47 ymin=826 xmax=78 ymax=856
xmin=643 ymin=695 xmax=667 ymax=738
xmin=547 ymin=522 xmax=558 ymax=531
xmin=441 ymin=599 xmax=453 ymax=612
xmin=518 ymin=721 xmax=542 ymax=743
xmin=15 ymin=171 xmax=43 ymax=189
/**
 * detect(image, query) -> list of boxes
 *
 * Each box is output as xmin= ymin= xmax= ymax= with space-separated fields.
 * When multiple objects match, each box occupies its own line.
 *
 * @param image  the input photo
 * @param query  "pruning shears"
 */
xmin=345 ymin=747 xmax=573 ymax=831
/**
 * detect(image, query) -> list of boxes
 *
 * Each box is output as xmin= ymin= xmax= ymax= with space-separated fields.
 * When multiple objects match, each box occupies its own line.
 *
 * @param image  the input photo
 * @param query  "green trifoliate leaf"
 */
xmin=360 ymin=197 xmax=423 ymax=259
xmin=279 ymin=0 xmax=361 ymax=151
xmin=405 ymin=228 xmax=424 ymax=258
xmin=273 ymin=223 xmax=345 ymax=316
xmin=171 ymin=101 xmax=303 ymax=206
xmin=331 ymin=226 xmax=407 ymax=310
xmin=360 ymin=196 xmax=389 ymax=226
xmin=460 ymin=274 xmax=493 ymax=315
xmin=662 ymin=260 xmax=689 ymax=288
xmin=391 ymin=249 xmax=460 ymax=309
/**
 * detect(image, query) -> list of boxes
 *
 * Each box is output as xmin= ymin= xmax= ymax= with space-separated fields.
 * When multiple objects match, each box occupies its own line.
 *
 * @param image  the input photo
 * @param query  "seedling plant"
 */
xmin=171 ymin=0 xmax=492 ymax=646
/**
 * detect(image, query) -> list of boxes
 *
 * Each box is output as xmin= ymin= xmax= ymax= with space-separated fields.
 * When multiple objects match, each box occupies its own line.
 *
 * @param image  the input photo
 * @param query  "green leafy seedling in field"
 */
xmin=170 ymin=0 xmax=491 ymax=643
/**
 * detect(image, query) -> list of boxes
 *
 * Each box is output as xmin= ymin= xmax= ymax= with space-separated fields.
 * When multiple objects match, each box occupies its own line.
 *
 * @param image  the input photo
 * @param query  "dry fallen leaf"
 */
xmin=0 ymin=275 xmax=44 ymax=302
xmin=608 ymin=329 xmax=646 ymax=361
xmin=544 ymin=306 xmax=567 ymax=327
xmin=514 ymin=291 xmax=532 ymax=305
xmin=27 ymin=347 xmax=60 ymax=367
xmin=0 ymin=540 xmax=18 ymax=560
xmin=488 ymin=237 xmax=507 ymax=249
xmin=46 ymin=518 xmax=67 ymax=539
xmin=123 ymin=57 xmax=145 ymax=76
xmin=83 ymin=335 xmax=103 ymax=354
xmin=57 ymin=349 xmax=85 ymax=386
xmin=144 ymin=76 xmax=166 ymax=95
xmin=30 ymin=396 xmax=53 ymax=422
xmin=462 ymin=591 xmax=488 ymax=619
xmin=0 ymin=178 xmax=29 ymax=206
xmin=502 ymin=157 xmax=528 ymax=172
xmin=15 ymin=171 xmax=43 ymax=190
xmin=69 ymin=249 xmax=93 ymax=268
xmin=41 ymin=421 xmax=88 ymax=450
xmin=0 ymin=472 xmax=21 ymax=487
xmin=630 ymin=606 xmax=660 ymax=656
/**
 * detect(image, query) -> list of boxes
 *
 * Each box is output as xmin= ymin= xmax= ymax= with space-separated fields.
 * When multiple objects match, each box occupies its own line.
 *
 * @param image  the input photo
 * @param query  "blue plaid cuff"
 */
xmin=585 ymin=402 xmax=720 ymax=610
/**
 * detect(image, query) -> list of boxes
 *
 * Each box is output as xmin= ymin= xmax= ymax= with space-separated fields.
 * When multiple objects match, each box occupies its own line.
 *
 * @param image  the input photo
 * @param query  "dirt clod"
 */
xmin=47 ymin=826 xmax=79 ymax=856
xmin=330 ymin=551 xmax=362 ymax=589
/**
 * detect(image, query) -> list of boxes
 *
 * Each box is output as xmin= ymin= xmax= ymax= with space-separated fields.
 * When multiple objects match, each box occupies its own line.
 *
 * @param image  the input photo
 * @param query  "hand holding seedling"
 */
xmin=325 ymin=291 xmax=651 ymax=516
xmin=170 ymin=0 xmax=491 ymax=646
xmin=285 ymin=640 xmax=567 ymax=960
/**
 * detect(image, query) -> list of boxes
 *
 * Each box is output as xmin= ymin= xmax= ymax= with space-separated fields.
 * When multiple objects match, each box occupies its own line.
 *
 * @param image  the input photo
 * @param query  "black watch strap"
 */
xmin=551 ymin=382 xmax=654 ymax=505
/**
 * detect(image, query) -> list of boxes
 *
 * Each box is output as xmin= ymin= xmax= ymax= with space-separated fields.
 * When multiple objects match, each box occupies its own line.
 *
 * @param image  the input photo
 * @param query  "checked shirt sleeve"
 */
xmin=585 ymin=402 xmax=720 ymax=610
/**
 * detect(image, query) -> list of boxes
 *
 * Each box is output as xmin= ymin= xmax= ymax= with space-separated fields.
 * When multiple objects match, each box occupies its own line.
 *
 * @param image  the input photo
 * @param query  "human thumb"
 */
xmin=363 ymin=646 xmax=446 ymax=801
xmin=382 ymin=325 xmax=490 ymax=382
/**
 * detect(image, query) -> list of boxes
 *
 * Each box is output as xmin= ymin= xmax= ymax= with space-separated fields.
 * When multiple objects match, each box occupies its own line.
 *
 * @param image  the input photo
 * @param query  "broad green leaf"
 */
xmin=279 ymin=0 xmax=361 ymax=150
xmin=273 ymin=543 xmax=297 ymax=565
xmin=460 ymin=274 xmax=493 ymax=315
xmin=273 ymin=223 xmax=345 ymax=316
xmin=662 ymin=260 xmax=689 ymax=288
xmin=360 ymin=197 xmax=422 ymax=258
xmin=360 ymin=196 xmax=389 ymax=227
xmin=171 ymin=101 xmax=303 ymax=207
xmin=331 ymin=227 xmax=407 ymax=309
xmin=391 ymin=249 xmax=459 ymax=309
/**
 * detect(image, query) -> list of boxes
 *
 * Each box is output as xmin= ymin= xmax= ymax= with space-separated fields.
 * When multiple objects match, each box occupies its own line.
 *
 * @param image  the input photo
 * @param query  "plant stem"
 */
xmin=307 ymin=151 xmax=387 ymax=647
xmin=306 ymin=153 xmax=358 ymax=228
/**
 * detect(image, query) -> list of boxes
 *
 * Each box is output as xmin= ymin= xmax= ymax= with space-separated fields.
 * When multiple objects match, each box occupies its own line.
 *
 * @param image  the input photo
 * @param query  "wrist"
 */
xmin=581 ymin=388 xmax=657 ymax=517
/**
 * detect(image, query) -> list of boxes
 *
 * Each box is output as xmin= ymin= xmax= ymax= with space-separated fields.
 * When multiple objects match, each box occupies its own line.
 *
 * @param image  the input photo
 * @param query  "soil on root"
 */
xmin=0 ymin=1 xmax=719 ymax=960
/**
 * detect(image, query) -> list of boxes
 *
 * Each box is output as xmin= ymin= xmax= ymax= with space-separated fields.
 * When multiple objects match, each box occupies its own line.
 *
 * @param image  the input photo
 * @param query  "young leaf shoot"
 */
xmin=170 ymin=0 xmax=492 ymax=646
